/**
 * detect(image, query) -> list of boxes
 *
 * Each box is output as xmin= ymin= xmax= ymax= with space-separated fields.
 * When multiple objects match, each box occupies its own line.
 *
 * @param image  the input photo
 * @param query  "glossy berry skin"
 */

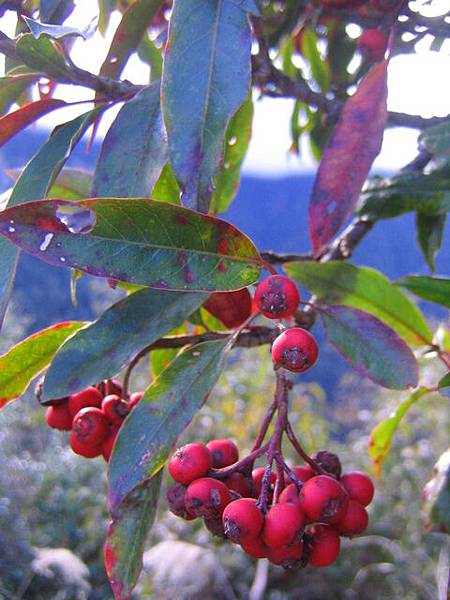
xmin=287 ymin=465 xmax=314 ymax=485
xmin=254 ymin=275 xmax=300 ymax=319
xmin=222 ymin=498 xmax=264 ymax=543
xmin=166 ymin=483 xmax=195 ymax=521
xmin=308 ymin=525 xmax=341 ymax=567
xmin=357 ymin=29 xmax=388 ymax=62
xmin=168 ymin=443 xmax=212 ymax=485
xmin=267 ymin=542 xmax=304 ymax=568
xmin=263 ymin=503 xmax=305 ymax=548
xmin=241 ymin=536 xmax=268 ymax=559
xmin=68 ymin=386 xmax=103 ymax=417
xmin=337 ymin=500 xmax=369 ymax=537
xmin=279 ymin=483 xmax=301 ymax=507
xmin=185 ymin=477 xmax=231 ymax=519
xmin=129 ymin=391 xmax=144 ymax=410
xmin=72 ymin=407 xmax=110 ymax=446
xmin=299 ymin=475 xmax=349 ymax=525
xmin=207 ymin=439 xmax=239 ymax=468
xmin=252 ymin=467 xmax=277 ymax=496
xmin=340 ymin=471 xmax=374 ymax=506
xmin=102 ymin=394 xmax=130 ymax=426
xmin=102 ymin=426 xmax=120 ymax=462
xmin=69 ymin=430 xmax=102 ymax=458
xmin=271 ymin=328 xmax=318 ymax=373
xmin=224 ymin=473 xmax=252 ymax=497
xmin=45 ymin=403 xmax=73 ymax=431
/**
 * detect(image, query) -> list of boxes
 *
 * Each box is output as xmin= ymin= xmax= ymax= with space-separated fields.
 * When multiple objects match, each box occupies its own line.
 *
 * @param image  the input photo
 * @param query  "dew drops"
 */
xmin=39 ymin=233 xmax=54 ymax=252
xmin=193 ymin=351 xmax=201 ymax=357
xmin=224 ymin=162 xmax=230 ymax=169
xmin=110 ymin=56 xmax=118 ymax=64
xmin=59 ymin=256 xmax=66 ymax=263
xmin=9 ymin=220 xmax=14 ymax=224
xmin=228 ymin=136 xmax=237 ymax=146
xmin=55 ymin=204 xmax=96 ymax=234
xmin=8 ymin=227 xmax=15 ymax=233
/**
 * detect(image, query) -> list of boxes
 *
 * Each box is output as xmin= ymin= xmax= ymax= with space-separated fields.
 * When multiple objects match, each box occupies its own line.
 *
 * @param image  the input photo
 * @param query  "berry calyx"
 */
xmin=263 ymin=503 xmax=305 ymax=548
xmin=337 ymin=500 xmax=369 ymax=537
xmin=206 ymin=438 xmax=239 ymax=468
xmin=69 ymin=430 xmax=102 ymax=458
xmin=222 ymin=498 xmax=264 ymax=543
xmin=168 ymin=443 xmax=212 ymax=485
xmin=340 ymin=471 xmax=374 ymax=506
xmin=102 ymin=394 xmax=130 ymax=426
xmin=299 ymin=475 xmax=348 ymax=525
xmin=311 ymin=451 xmax=342 ymax=479
xmin=271 ymin=328 xmax=319 ymax=373
xmin=45 ymin=403 xmax=72 ymax=431
xmin=254 ymin=274 xmax=300 ymax=319
xmin=68 ymin=386 xmax=103 ymax=417
xmin=185 ymin=477 xmax=231 ymax=519
xmin=308 ymin=524 xmax=341 ymax=567
xmin=72 ymin=407 xmax=110 ymax=446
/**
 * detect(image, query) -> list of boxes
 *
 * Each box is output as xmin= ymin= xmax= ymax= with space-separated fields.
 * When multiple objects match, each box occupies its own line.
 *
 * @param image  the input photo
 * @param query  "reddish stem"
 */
xmin=285 ymin=422 xmax=327 ymax=475
xmin=209 ymin=443 xmax=270 ymax=480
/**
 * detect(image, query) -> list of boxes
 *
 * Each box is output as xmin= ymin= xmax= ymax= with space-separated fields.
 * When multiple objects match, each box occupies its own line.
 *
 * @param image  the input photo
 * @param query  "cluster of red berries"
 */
xmin=254 ymin=274 xmax=319 ymax=374
xmin=44 ymin=380 xmax=143 ymax=461
xmin=167 ymin=442 xmax=374 ymax=569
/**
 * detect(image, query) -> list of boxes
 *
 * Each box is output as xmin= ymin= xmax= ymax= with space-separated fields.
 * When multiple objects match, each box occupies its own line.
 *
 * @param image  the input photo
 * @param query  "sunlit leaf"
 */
xmin=23 ymin=15 xmax=96 ymax=40
xmin=419 ymin=119 xmax=450 ymax=158
xmin=0 ymin=73 xmax=39 ymax=115
xmin=396 ymin=275 xmax=450 ymax=309
xmin=301 ymin=29 xmax=330 ymax=92
xmin=204 ymin=288 xmax=252 ymax=329
xmin=16 ymin=33 xmax=72 ymax=80
xmin=152 ymin=162 xmax=181 ymax=205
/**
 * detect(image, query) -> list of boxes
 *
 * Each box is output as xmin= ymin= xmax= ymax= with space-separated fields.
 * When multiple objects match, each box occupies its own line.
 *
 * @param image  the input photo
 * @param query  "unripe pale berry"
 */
xmin=72 ymin=407 xmax=110 ymax=446
xmin=166 ymin=483 xmax=195 ymax=521
xmin=168 ymin=443 xmax=212 ymax=485
xmin=254 ymin=275 xmax=300 ymax=319
xmin=267 ymin=542 xmax=304 ymax=568
xmin=308 ymin=524 xmax=341 ymax=567
xmin=299 ymin=475 xmax=348 ymax=525
xmin=263 ymin=503 xmax=305 ymax=548
xmin=45 ymin=403 xmax=73 ymax=431
xmin=357 ymin=29 xmax=388 ymax=62
xmin=206 ymin=438 xmax=239 ymax=468
xmin=69 ymin=430 xmax=102 ymax=458
xmin=102 ymin=426 xmax=120 ymax=462
xmin=185 ymin=477 xmax=231 ymax=519
xmin=337 ymin=500 xmax=369 ymax=537
xmin=102 ymin=394 xmax=130 ymax=426
xmin=340 ymin=471 xmax=374 ymax=506
xmin=222 ymin=498 xmax=264 ymax=543
xmin=68 ymin=386 xmax=103 ymax=417
xmin=271 ymin=328 xmax=318 ymax=373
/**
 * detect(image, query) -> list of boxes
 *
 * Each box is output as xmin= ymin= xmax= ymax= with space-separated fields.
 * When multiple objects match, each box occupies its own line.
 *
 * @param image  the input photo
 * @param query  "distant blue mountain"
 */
xmin=1 ymin=128 xmax=449 ymax=395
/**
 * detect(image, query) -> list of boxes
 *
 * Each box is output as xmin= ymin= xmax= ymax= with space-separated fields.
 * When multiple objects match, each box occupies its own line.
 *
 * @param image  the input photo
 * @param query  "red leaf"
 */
xmin=0 ymin=98 xmax=67 ymax=149
xmin=204 ymin=288 xmax=253 ymax=328
xmin=308 ymin=59 xmax=389 ymax=255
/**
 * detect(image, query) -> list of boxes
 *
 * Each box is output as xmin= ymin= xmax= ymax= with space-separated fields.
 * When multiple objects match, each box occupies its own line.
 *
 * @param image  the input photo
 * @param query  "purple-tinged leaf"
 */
xmin=0 ymin=198 xmax=262 ymax=291
xmin=162 ymin=0 xmax=252 ymax=213
xmin=0 ymin=321 xmax=85 ymax=409
xmin=309 ymin=59 xmax=388 ymax=255
xmin=319 ymin=304 xmax=418 ymax=389
xmin=204 ymin=288 xmax=252 ymax=329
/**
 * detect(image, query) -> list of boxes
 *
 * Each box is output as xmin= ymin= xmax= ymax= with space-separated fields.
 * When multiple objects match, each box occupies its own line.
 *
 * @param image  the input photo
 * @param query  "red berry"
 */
xmin=267 ymin=542 xmax=304 ymax=568
xmin=129 ymin=391 xmax=144 ymax=409
xmin=240 ymin=536 xmax=269 ymax=559
xmin=357 ymin=29 xmax=388 ymax=62
xmin=271 ymin=328 xmax=318 ymax=373
xmin=337 ymin=500 xmax=369 ymax=537
xmin=255 ymin=275 xmax=300 ymax=319
xmin=168 ymin=443 xmax=212 ymax=485
xmin=279 ymin=483 xmax=301 ymax=506
xmin=68 ymin=386 xmax=103 ymax=417
xmin=102 ymin=426 xmax=120 ymax=462
xmin=286 ymin=465 xmax=314 ymax=485
xmin=222 ymin=498 xmax=264 ymax=543
xmin=204 ymin=516 xmax=227 ymax=538
xmin=185 ymin=478 xmax=231 ymax=519
xmin=340 ymin=471 xmax=374 ymax=506
xmin=299 ymin=475 xmax=348 ymax=525
xmin=206 ymin=439 xmax=239 ymax=468
xmin=252 ymin=467 xmax=277 ymax=496
xmin=69 ymin=430 xmax=102 ymax=458
xmin=263 ymin=503 xmax=305 ymax=548
xmin=308 ymin=525 xmax=341 ymax=567
xmin=45 ymin=403 xmax=72 ymax=430
xmin=166 ymin=483 xmax=195 ymax=521
xmin=102 ymin=394 xmax=130 ymax=426
xmin=72 ymin=407 xmax=110 ymax=446
xmin=224 ymin=472 xmax=252 ymax=497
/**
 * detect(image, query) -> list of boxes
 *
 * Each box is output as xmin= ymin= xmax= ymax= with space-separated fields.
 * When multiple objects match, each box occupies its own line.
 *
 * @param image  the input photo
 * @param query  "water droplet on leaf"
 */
xmin=39 ymin=233 xmax=54 ymax=252
xmin=55 ymin=204 xmax=96 ymax=234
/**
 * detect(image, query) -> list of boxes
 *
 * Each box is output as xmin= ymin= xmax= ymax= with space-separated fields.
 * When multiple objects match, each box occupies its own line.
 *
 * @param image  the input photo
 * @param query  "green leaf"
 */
xmin=395 ymin=275 xmax=450 ymax=309
xmin=0 ymin=73 xmax=39 ymax=115
xmin=319 ymin=304 xmax=418 ymax=390
xmin=108 ymin=339 xmax=229 ymax=511
xmin=105 ymin=471 xmax=163 ymax=600
xmin=419 ymin=119 xmax=450 ymax=158
xmin=40 ymin=0 xmax=75 ymax=24
xmin=422 ymin=449 xmax=450 ymax=534
xmin=0 ymin=198 xmax=262 ymax=292
xmin=16 ymin=33 xmax=72 ymax=81
xmin=43 ymin=288 xmax=208 ymax=399
xmin=210 ymin=96 xmax=253 ymax=214
xmin=151 ymin=162 xmax=181 ymax=205
xmin=92 ymin=83 xmax=167 ymax=198
xmin=438 ymin=372 xmax=450 ymax=391
xmin=7 ymin=167 xmax=93 ymax=200
xmin=0 ymin=109 xmax=103 ymax=330
xmin=0 ymin=321 xmax=85 ymax=409
xmin=302 ymin=29 xmax=331 ymax=93
xmin=286 ymin=261 xmax=432 ymax=346
xmin=22 ymin=15 xmax=96 ymax=40
xmin=368 ymin=387 xmax=429 ymax=475
xmin=162 ymin=0 xmax=252 ymax=212
xmin=356 ymin=172 xmax=450 ymax=219
xmin=137 ymin=34 xmax=163 ymax=80
xmin=416 ymin=212 xmax=447 ymax=272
